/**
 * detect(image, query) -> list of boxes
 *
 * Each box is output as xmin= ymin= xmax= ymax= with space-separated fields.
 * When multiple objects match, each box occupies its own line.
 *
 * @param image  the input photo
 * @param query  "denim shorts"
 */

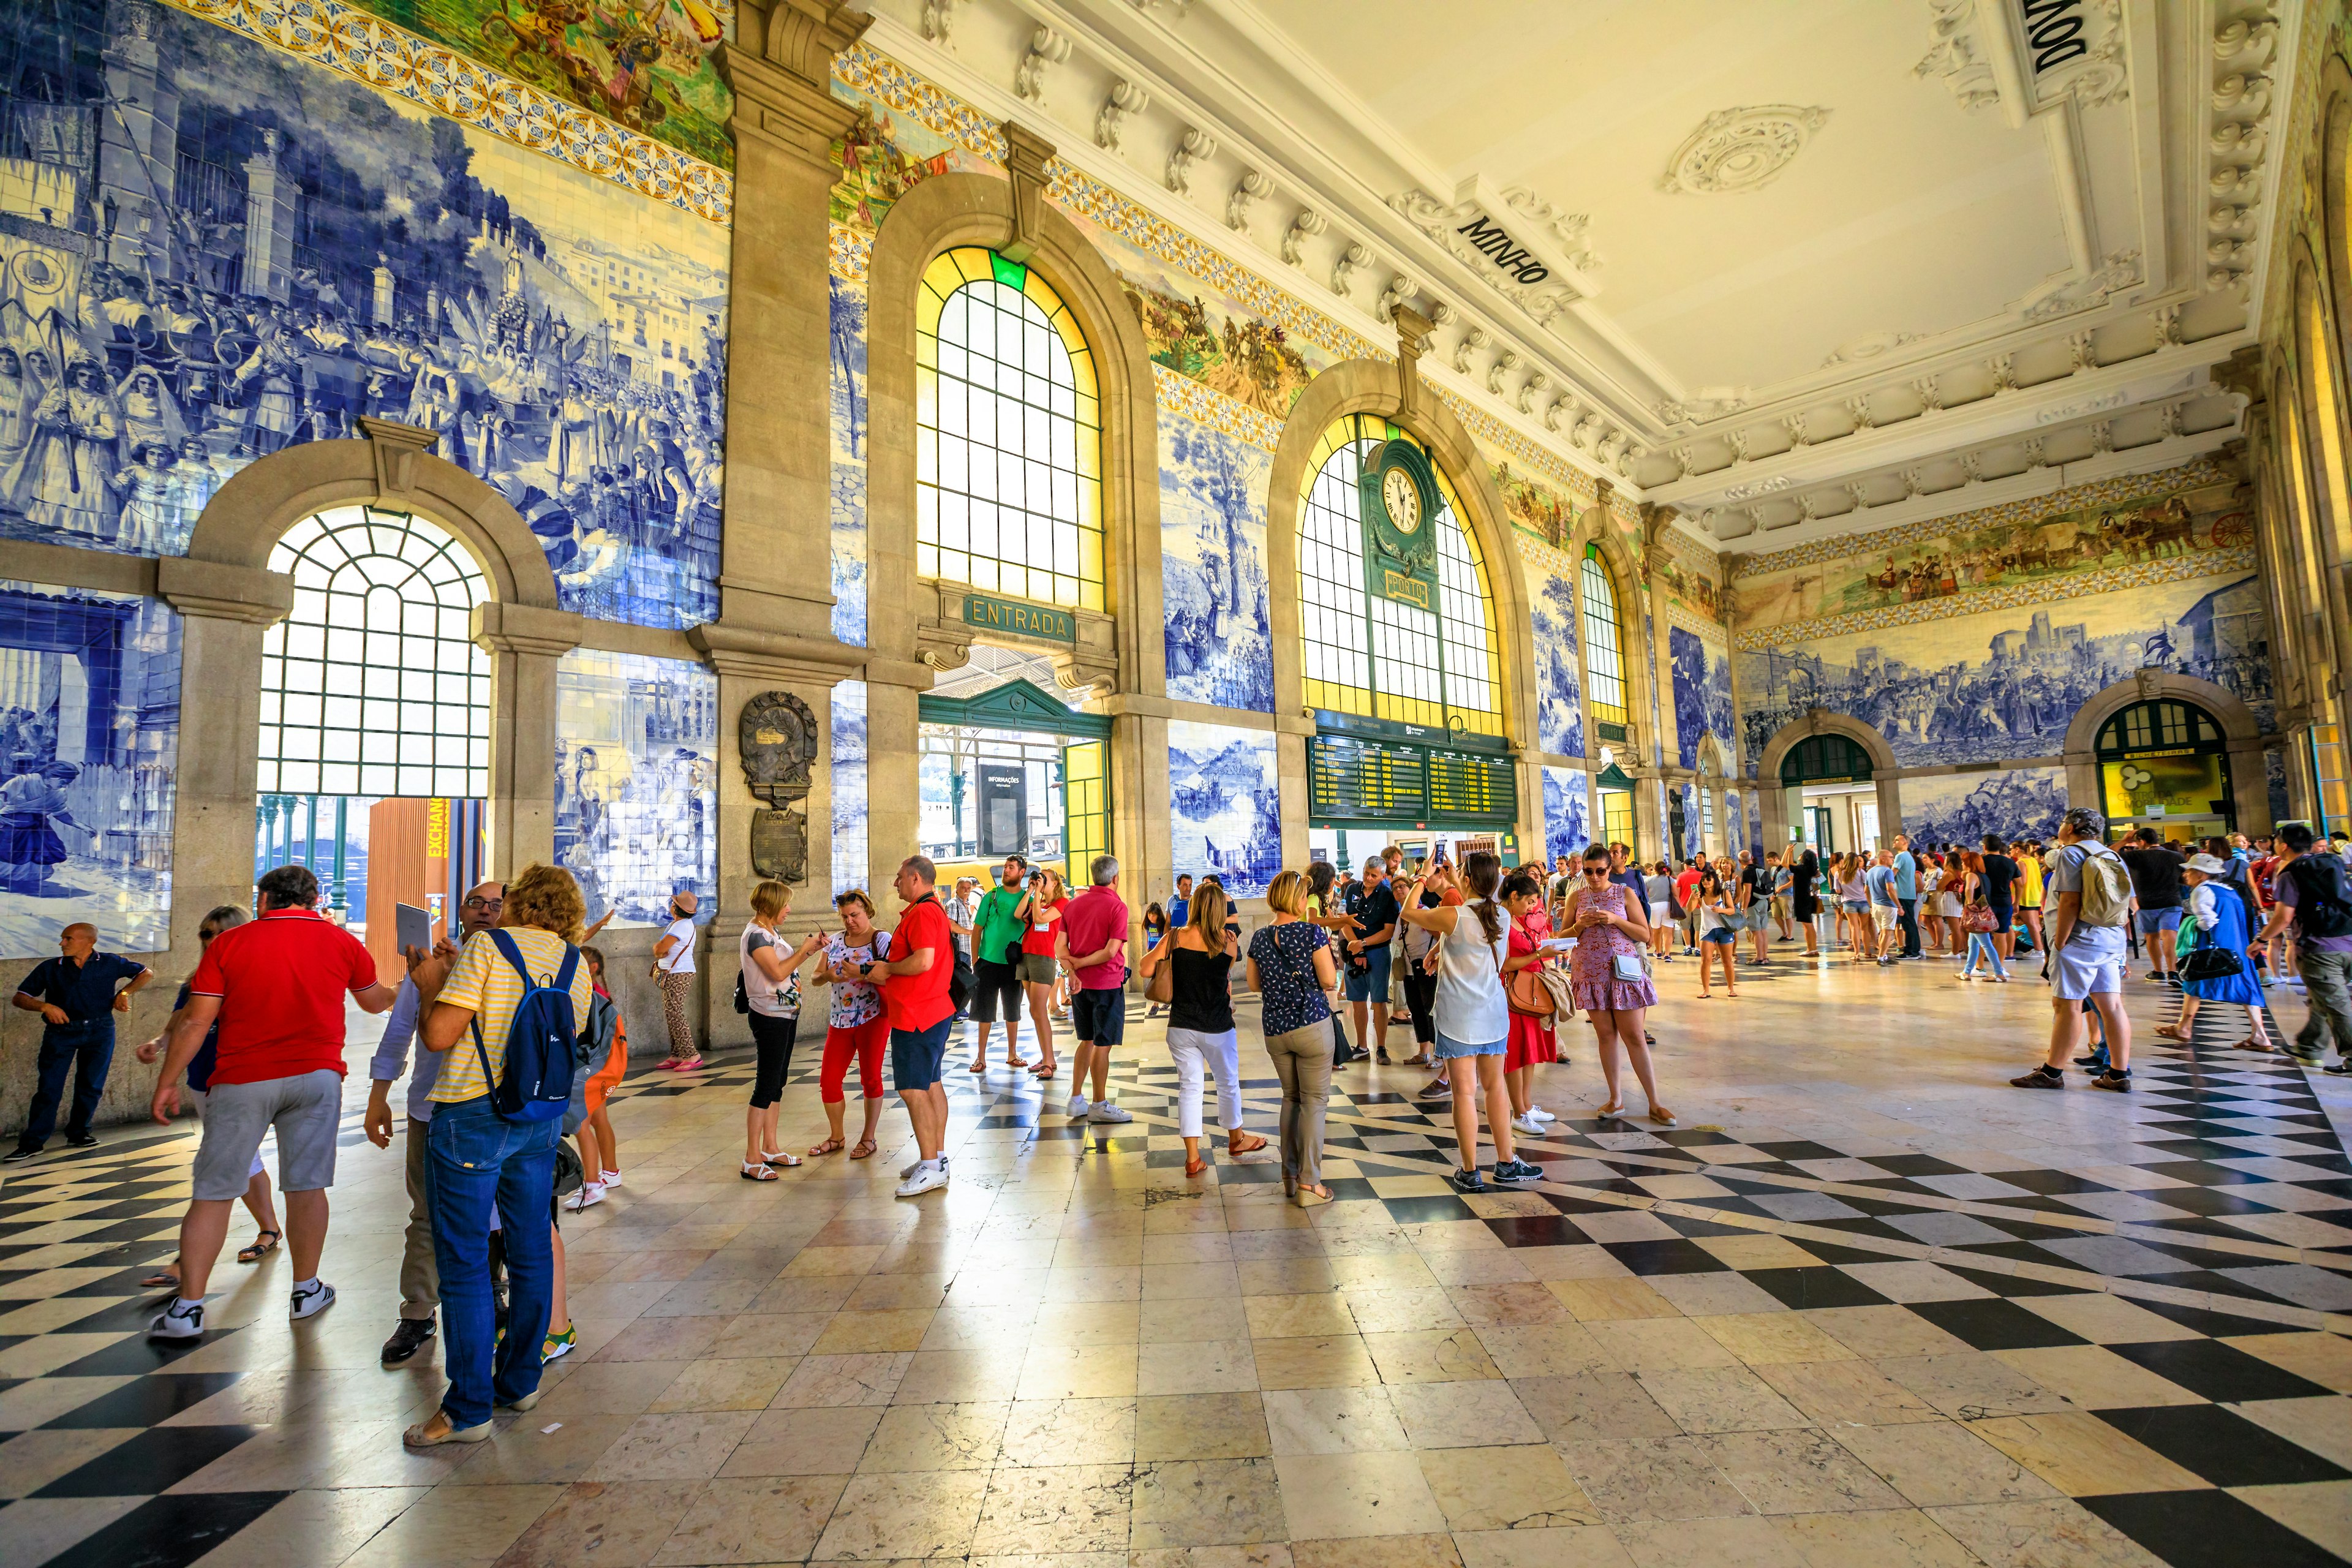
xmin=2135 ymin=907 xmax=2182 ymax=935
xmin=1433 ymin=1029 xmax=1505 ymax=1060
xmin=889 ymin=1017 xmax=954 ymax=1092
xmin=1700 ymin=927 xmax=1736 ymax=945
xmin=1344 ymin=943 xmax=1393 ymax=1001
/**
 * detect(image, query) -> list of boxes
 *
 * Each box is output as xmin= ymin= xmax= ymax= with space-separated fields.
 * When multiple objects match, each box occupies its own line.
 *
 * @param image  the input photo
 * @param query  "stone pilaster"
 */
xmin=472 ymin=601 xmax=585 ymax=876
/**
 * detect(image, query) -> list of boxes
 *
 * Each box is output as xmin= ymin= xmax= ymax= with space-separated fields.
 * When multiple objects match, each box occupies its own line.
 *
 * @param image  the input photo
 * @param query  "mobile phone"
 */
xmin=396 ymin=902 xmax=434 ymax=956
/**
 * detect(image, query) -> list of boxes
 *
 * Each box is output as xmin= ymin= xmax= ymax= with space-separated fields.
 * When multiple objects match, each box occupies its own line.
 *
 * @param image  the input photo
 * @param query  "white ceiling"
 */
xmin=861 ymin=0 xmax=2298 ymax=552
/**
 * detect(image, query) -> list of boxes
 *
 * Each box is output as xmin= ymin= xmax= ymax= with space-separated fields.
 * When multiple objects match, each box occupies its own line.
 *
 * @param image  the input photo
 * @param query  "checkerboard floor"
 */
xmin=1 ymin=956 xmax=2347 ymax=1568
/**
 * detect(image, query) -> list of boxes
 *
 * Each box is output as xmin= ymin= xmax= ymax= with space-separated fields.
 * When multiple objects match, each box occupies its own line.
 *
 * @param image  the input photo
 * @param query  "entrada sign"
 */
xmin=1455 ymin=216 xmax=1550 ymax=285
xmin=963 ymin=593 xmax=1075 ymax=643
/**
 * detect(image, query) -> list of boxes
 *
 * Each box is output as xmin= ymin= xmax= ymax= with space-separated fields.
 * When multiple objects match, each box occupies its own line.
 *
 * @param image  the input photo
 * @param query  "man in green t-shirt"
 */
xmin=967 ymin=854 xmax=1031 ymax=1071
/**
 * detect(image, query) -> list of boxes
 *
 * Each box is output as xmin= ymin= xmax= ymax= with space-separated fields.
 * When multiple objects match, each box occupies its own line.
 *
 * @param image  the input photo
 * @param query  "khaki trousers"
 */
xmin=401 ymin=1116 xmax=437 ymax=1322
xmin=1264 ymin=1023 xmax=1334 ymax=1194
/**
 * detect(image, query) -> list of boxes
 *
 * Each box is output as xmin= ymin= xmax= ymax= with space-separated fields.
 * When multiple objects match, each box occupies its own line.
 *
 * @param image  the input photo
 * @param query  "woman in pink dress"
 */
xmin=1500 ymin=870 xmax=1559 ymax=1137
xmin=1563 ymin=843 xmax=1674 ymax=1126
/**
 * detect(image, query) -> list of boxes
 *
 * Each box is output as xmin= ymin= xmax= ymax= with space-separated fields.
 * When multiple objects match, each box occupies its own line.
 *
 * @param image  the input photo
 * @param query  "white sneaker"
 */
xmin=900 ymin=1154 xmax=950 ymax=1178
xmin=895 ymin=1163 xmax=949 ymax=1197
xmin=1087 ymin=1102 xmax=1134 ymax=1124
xmin=1511 ymin=1114 xmax=1546 ymax=1136
xmin=1528 ymin=1105 xmax=1557 ymax=1122
xmin=290 ymin=1280 xmax=337 ymax=1320
xmin=1066 ymin=1095 xmax=1090 ymax=1118
xmin=149 ymin=1298 xmax=204 ymax=1340
xmin=565 ymin=1182 xmax=606 ymax=1212
xmin=600 ymin=1170 xmax=624 ymax=1188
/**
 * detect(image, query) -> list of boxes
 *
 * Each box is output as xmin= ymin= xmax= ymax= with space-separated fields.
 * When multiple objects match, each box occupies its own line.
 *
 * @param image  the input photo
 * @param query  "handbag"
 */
xmin=1145 ymin=942 xmax=1177 ymax=1006
xmin=1611 ymin=952 xmax=1648 ymax=984
xmin=2180 ymin=937 xmax=2242 ymax=982
xmin=1964 ymin=903 xmax=1997 ymax=935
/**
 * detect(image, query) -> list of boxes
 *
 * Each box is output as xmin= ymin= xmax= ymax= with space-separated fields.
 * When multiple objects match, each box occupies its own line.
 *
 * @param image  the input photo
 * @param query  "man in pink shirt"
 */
xmin=1058 ymin=854 xmax=1132 ymax=1124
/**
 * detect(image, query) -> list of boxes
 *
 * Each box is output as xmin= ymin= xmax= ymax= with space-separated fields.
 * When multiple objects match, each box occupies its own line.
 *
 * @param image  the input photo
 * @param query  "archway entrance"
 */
xmin=2096 ymin=697 xmax=2234 ymax=842
xmin=1781 ymin=731 xmax=1878 ymax=854
xmin=916 ymin=651 xmax=1110 ymax=885
xmin=1596 ymin=759 xmax=1638 ymax=853
xmin=255 ymin=505 xmax=492 ymax=975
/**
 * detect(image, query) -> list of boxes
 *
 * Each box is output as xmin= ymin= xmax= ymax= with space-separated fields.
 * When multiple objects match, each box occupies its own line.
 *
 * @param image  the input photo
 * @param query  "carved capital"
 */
xmin=1394 ymin=303 xmax=1433 ymax=420
xmin=156 ymin=556 xmax=294 ymax=625
xmin=1000 ymin=121 xmax=1057 ymax=263
xmin=470 ymin=600 xmax=584 ymax=659
xmin=688 ymin=622 xmax=863 ymax=684
xmin=723 ymin=42 xmax=864 ymax=165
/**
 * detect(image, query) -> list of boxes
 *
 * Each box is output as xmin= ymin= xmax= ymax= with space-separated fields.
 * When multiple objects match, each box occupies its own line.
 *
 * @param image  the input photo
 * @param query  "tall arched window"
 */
xmin=1295 ymin=415 xmax=1501 ymax=734
xmin=260 ymin=507 xmax=490 ymax=797
xmin=2282 ymin=380 xmax=2331 ymax=616
xmin=1580 ymin=543 xmax=1629 ymax=734
xmin=2300 ymin=276 xmax=2352 ymax=562
xmin=915 ymin=247 xmax=1104 ymax=611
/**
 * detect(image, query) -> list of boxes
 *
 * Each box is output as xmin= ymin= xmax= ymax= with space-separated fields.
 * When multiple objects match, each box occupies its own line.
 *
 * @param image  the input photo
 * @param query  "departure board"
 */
xmin=1308 ymin=736 xmax=1427 ymax=820
xmin=1426 ymin=749 xmax=1517 ymax=821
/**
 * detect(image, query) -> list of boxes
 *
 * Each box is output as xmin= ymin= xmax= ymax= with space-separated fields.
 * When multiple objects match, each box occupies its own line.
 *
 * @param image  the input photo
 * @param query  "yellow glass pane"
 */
xmin=915 ymin=327 xmax=938 ymax=368
xmin=1066 ymin=346 xmax=1098 ymax=400
xmin=916 ymin=364 xmax=937 ymax=428
xmin=1075 ymin=394 xmax=1100 ymax=437
xmin=916 ymin=543 xmax=939 ymax=577
xmin=952 ymin=246 xmax=993 ymax=283
xmin=1078 ymin=530 xmax=1102 ymax=582
xmin=1023 ymin=270 xmax=1065 ymax=315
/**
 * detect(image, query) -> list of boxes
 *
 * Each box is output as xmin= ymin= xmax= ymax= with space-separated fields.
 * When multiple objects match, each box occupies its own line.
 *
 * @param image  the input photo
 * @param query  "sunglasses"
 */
xmin=1582 ymin=867 xmax=1610 ymax=878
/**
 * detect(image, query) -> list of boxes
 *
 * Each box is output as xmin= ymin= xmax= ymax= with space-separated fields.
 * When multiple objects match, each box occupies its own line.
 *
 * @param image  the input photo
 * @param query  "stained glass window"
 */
xmin=1295 ymin=415 xmax=1502 ymax=734
xmin=916 ymin=247 xmax=1104 ymax=611
xmin=1580 ymin=545 xmax=1629 ymax=727
xmin=259 ymin=507 xmax=489 ymax=798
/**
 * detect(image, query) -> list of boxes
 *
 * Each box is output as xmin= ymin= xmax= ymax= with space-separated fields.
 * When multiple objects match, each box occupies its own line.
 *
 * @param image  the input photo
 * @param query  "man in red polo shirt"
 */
xmin=146 ymin=864 xmax=401 ymax=1340
xmin=873 ymin=854 xmax=956 ymax=1197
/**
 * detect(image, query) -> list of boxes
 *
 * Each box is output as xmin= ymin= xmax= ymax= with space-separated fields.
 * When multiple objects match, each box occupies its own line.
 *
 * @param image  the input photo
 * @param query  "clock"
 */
xmin=1357 ymin=438 xmax=1441 ymax=609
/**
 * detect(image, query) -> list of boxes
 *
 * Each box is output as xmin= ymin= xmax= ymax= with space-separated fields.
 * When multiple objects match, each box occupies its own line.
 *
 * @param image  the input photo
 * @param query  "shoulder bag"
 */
xmin=1145 ymin=938 xmax=1177 ymax=1006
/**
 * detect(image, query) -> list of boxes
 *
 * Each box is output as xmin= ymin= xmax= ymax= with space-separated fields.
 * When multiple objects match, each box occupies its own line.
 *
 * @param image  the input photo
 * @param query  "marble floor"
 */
xmin=2 ymin=946 xmax=2350 ymax=1568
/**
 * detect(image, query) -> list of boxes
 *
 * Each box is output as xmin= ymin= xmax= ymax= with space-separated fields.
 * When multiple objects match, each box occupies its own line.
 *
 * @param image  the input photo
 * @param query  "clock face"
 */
xmin=1382 ymin=467 xmax=1422 ymax=533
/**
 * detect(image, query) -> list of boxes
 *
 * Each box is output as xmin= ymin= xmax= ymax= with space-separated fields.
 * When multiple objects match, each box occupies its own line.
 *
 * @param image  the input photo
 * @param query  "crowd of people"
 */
xmin=12 ymin=804 xmax=2352 ymax=1453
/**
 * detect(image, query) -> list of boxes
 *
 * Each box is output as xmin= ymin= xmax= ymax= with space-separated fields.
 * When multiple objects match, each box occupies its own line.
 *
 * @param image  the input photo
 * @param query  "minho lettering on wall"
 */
xmin=1453 ymin=216 xmax=1550 ymax=286
xmin=962 ymin=594 xmax=1077 ymax=643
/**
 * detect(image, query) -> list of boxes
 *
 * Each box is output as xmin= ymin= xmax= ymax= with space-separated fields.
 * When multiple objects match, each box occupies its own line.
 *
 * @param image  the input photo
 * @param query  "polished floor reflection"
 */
xmin=1 ymin=954 xmax=2349 ymax=1568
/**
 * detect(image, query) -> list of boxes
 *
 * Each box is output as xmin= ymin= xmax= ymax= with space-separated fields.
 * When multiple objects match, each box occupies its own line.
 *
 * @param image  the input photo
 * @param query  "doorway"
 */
xmin=2097 ymin=698 xmax=2234 ymax=842
xmin=1780 ymin=732 xmax=1876 ymax=854
xmin=917 ymin=650 xmax=1110 ymax=886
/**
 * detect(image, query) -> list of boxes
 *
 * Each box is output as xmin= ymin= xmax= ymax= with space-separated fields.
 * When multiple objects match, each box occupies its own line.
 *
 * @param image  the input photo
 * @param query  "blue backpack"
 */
xmin=469 ymin=930 xmax=581 ymax=1124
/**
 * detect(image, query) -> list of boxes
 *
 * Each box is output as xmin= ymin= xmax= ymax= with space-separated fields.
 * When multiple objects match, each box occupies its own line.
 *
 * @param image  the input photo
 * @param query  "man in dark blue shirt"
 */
xmin=8 ymin=922 xmax=153 ymax=1162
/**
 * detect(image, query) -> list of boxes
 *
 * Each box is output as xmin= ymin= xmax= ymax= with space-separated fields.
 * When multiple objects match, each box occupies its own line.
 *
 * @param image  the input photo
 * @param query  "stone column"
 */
xmin=97 ymin=0 xmax=177 ymax=276
xmin=242 ymin=130 xmax=298 ymax=302
xmin=712 ymin=0 xmax=871 ymax=646
xmin=472 ymin=601 xmax=584 ymax=876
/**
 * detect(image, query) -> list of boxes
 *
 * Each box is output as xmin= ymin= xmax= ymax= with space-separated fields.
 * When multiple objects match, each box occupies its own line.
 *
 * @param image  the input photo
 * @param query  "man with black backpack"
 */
xmin=2258 ymin=822 xmax=2352 ymax=1071
xmin=874 ymin=854 xmax=965 ymax=1197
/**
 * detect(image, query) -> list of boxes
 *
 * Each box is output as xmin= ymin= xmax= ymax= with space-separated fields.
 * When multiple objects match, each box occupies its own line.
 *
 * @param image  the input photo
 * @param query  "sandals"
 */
xmin=1226 ymin=1131 xmax=1268 ymax=1156
xmin=741 ymin=1162 xmax=779 ymax=1182
xmin=238 ymin=1229 xmax=281 ymax=1264
xmin=1184 ymin=1158 xmax=1210 ymax=1179
xmin=2154 ymin=1023 xmax=2190 ymax=1041
xmin=968 ymin=1059 xmax=988 ymax=1072
xmin=2233 ymin=1036 xmax=2275 ymax=1054
xmin=849 ymin=1138 xmax=878 ymax=1160
xmin=1033 ymin=1066 xmax=1057 ymax=1080
xmin=1294 ymin=1184 xmax=1334 ymax=1208
xmin=763 ymin=1150 xmax=804 ymax=1168
xmin=141 ymin=1266 xmax=179 ymax=1289
xmin=807 ymin=1137 xmax=846 ymax=1156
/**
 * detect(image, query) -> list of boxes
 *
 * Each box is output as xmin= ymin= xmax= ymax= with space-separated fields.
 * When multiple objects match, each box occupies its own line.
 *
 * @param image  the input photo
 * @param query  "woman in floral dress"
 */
xmin=1563 ymin=843 xmax=1674 ymax=1126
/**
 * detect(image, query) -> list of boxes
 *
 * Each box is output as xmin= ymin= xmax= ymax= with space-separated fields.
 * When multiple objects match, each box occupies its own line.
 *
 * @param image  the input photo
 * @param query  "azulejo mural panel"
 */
xmin=1542 ymin=764 xmax=1592 ymax=867
xmin=1738 ymin=571 xmax=2272 ymax=771
xmin=553 ymin=648 xmax=715 ymax=929
xmin=1669 ymin=625 xmax=1735 ymax=770
xmin=831 ymin=680 xmax=867 ymax=899
xmin=1161 ymin=412 xmax=1273 ymax=714
xmin=0 ymin=581 xmax=179 ymax=957
xmin=0 ymin=0 xmax=727 ymax=630
xmin=341 ymin=0 xmax=736 ymax=171
xmin=1900 ymin=767 xmax=2069 ymax=848
xmin=829 ymin=273 xmax=869 ymax=646
xmin=1733 ymin=462 xmax=2241 ymax=633
xmin=1520 ymin=537 xmax=1585 ymax=760
xmin=1167 ymin=720 xmax=1280 ymax=900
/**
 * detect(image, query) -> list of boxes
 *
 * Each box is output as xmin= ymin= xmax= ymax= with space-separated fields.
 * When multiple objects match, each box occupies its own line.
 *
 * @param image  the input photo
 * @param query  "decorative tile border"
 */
xmin=834 ymin=42 xmax=1011 ymax=165
xmin=1438 ymin=390 xmax=1600 ymax=507
xmin=173 ymin=0 xmax=733 ymax=224
xmin=1729 ymin=458 xmax=2232 ymax=579
xmin=829 ymin=223 xmax=873 ymax=282
xmin=1734 ymin=545 xmax=2261 ymax=650
xmin=1664 ymin=601 xmax=1727 ymax=643
xmin=1153 ymin=366 xmax=1286 ymax=451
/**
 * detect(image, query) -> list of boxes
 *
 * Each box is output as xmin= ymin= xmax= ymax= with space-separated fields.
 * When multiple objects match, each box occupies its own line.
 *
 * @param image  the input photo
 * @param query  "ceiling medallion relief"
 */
xmin=1658 ymin=105 xmax=1831 ymax=195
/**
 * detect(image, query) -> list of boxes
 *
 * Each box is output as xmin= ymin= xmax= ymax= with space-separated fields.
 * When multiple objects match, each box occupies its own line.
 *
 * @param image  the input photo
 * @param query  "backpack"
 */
xmin=917 ymin=895 xmax=973 ymax=1012
xmin=469 ymin=929 xmax=581 ymax=1124
xmin=2073 ymin=844 xmax=2133 ymax=927
xmin=2286 ymin=853 xmax=2352 ymax=939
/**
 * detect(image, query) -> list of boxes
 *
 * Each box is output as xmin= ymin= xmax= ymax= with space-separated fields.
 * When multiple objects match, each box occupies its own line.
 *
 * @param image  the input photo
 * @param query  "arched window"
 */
xmin=260 ymin=507 xmax=490 ymax=797
xmin=2281 ymin=380 xmax=2331 ymax=615
xmin=915 ymin=247 xmax=1103 ymax=611
xmin=2299 ymin=276 xmax=2352 ymax=562
xmin=1580 ymin=543 xmax=1629 ymax=733
xmin=1295 ymin=414 xmax=1501 ymax=733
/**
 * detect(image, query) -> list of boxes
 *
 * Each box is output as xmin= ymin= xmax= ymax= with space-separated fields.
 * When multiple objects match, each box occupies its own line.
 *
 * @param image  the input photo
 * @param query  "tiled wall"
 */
xmin=554 ymin=649 xmax=717 ymax=929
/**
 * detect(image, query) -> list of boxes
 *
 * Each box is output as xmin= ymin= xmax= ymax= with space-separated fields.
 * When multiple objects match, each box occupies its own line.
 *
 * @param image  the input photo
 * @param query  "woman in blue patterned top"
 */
xmin=1245 ymin=869 xmax=1340 ymax=1207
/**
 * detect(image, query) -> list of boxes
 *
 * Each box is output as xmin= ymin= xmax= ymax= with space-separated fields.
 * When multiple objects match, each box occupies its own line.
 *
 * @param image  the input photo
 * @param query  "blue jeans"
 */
xmin=1961 ymin=932 xmax=2007 ymax=978
xmin=424 ymin=1095 xmax=557 ymax=1428
xmin=18 ymin=1023 xmax=113 ymax=1150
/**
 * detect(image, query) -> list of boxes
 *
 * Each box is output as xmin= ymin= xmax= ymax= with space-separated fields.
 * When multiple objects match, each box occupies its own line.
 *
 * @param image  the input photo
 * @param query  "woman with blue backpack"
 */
xmin=399 ymin=862 xmax=596 ymax=1449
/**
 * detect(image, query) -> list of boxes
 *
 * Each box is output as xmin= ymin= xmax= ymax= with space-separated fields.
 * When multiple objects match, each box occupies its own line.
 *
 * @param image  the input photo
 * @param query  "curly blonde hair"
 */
xmin=502 ymin=863 xmax=586 ymax=943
